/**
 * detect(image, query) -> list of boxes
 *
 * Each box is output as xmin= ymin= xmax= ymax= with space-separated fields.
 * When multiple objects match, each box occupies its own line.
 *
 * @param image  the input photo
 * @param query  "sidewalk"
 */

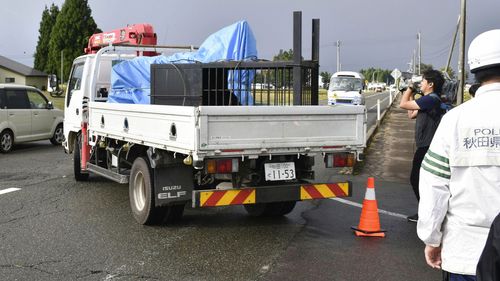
xmin=319 ymin=94 xmax=416 ymax=185
xmin=357 ymin=95 xmax=416 ymax=183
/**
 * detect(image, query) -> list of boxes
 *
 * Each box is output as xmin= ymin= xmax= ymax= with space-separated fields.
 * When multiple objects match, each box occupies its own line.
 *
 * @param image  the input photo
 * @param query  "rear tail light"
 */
xmin=206 ymin=159 xmax=239 ymax=174
xmin=325 ymin=153 xmax=355 ymax=168
xmin=334 ymin=154 xmax=347 ymax=167
xmin=217 ymin=159 xmax=232 ymax=173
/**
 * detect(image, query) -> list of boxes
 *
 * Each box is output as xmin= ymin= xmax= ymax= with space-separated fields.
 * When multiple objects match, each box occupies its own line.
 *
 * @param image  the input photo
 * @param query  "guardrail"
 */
xmin=368 ymin=90 xmax=400 ymax=141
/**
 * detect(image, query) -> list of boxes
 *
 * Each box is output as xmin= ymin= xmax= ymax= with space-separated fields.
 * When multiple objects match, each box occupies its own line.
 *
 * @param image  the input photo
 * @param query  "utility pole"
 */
xmin=336 ymin=40 xmax=341 ymax=72
xmin=413 ymin=49 xmax=416 ymax=74
xmin=445 ymin=15 xmax=461 ymax=79
xmin=457 ymin=0 xmax=466 ymax=105
xmin=292 ymin=11 xmax=302 ymax=105
xmin=418 ymin=32 xmax=422 ymax=75
xmin=60 ymin=50 xmax=64 ymax=85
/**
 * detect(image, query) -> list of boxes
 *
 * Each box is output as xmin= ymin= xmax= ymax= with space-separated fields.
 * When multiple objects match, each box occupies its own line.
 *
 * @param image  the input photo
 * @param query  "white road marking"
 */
xmin=330 ymin=197 xmax=408 ymax=219
xmin=0 ymin=187 xmax=21 ymax=195
xmin=365 ymin=92 xmax=389 ymax=99
xmin=368 ymin=96 xmax=390 ymax=111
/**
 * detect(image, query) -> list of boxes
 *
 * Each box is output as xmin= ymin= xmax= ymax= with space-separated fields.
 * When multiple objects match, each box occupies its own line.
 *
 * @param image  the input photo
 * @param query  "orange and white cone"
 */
xmin=351 ymin=177 xmax=386 ymax=237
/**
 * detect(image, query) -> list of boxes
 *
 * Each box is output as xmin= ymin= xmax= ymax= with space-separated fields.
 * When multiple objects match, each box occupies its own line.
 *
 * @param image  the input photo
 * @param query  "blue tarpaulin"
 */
xmin=109 ymin=20 xmax=257 ymax=105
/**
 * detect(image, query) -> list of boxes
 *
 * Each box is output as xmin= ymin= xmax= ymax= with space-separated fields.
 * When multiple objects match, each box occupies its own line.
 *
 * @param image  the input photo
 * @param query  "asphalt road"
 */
xmin=0 ymin=96 xmax=441 ymax=281
xmin=320 ymin=90 xmax=394 ymax=132
xmin=365 ymin=91 xmax=395 ymax=129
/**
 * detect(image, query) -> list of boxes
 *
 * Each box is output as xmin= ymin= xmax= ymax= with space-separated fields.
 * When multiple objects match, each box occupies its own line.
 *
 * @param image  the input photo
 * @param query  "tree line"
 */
xmin=270 ymin=50 xmax=458 ymax=88
xmin=34 ymin=0 xmax=100 ymax=81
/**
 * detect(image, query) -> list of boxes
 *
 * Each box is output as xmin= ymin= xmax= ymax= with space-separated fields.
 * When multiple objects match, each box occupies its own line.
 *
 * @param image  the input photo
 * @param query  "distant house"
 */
xmin=0 ymin=55 xmax=48 ymax=90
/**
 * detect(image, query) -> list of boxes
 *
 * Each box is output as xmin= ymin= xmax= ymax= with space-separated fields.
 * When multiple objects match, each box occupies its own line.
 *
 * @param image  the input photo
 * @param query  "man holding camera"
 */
xmin=417 ymin=29 xmax=500 ymax=280
xmin=399 ymin=69 xmax=445 ymax=222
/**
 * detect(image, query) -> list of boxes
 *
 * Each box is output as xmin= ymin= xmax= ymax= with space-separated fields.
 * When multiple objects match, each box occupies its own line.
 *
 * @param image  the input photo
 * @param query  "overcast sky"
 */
xmin=1 ymin=0 xmax=499 ymax=74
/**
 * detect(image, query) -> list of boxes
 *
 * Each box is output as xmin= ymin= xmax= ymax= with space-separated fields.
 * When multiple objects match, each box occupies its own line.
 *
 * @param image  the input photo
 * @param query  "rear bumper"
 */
xmin=328 ymin=99 xmax=364 ymax=105
xmin=192 ymin=181 xmax=352 ymax=208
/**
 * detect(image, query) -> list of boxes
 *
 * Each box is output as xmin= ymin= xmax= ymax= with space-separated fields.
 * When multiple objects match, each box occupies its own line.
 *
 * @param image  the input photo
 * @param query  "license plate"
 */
xmin=264 ymin=162 xmax=296 ymax=181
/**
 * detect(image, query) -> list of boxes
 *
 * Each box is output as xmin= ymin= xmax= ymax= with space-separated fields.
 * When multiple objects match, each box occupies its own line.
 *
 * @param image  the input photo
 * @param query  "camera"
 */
xmin=399 ymin=81 xmax=421 ymax=94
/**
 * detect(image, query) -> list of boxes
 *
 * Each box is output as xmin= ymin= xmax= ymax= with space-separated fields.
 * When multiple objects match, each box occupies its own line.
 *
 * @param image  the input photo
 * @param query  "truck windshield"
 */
xmin=329 ymin=77 xmax=363 ymax=91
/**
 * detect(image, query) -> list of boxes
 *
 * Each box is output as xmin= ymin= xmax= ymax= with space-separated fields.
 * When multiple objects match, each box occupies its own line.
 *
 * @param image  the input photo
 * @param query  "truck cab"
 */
xmin=64 ymin=23 xmax=158 ymax=153
xmin=63 ymin=53 xmax=136 ymax=153
xmin=327 ymin=71 xmax=365 ymax=105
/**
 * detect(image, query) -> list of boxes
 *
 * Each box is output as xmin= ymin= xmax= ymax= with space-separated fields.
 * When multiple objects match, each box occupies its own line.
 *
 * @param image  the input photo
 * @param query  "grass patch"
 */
xmin=42 ymin=91 xmax=65 ymax=111
xmin=250 ymin=88 xmax=328 ymax=105
xmin=319 ymin=89 xmax=327 ymax=101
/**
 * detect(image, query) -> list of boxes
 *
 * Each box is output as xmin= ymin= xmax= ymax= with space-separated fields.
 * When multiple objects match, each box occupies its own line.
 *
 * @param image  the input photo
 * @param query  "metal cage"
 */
xmin=150 ymin=60 xmax=318 ymax=106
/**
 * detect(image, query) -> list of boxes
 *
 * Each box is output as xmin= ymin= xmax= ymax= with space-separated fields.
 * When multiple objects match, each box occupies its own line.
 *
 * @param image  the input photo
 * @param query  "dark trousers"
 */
xmin=476 ymin=213 xmax=500 ymax=281
xmin=442 ymin=271 xmax=477 ymax=281
xmin=410 ymin=146 xmax=429 ymax=201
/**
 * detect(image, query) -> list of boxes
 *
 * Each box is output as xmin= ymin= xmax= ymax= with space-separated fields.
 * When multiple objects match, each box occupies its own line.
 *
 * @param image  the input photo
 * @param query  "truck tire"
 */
xmin=244 ymin=201 xmax=296 ymax=217
xmin=73 ymin=135 xmax=89 ymax=181
xmin=0 ymin=130 xmax=14 ymax=153
xmin=129 ymin=157 xmax=164 ymax=225
xmin=270 ymin=201 xmax=296 ymax=216
xmin=50 ymin=124 xmax=64 ymax=145
xmin=163 ymin=204 xmax=185 ymax=224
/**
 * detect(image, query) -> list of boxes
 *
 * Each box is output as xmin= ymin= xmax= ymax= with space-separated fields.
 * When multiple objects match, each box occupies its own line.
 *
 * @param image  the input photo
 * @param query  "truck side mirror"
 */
xmin=49 ymin=74 xmax=58 ymax=88
xmin=47 ymin=101 xmax=54 ymax=110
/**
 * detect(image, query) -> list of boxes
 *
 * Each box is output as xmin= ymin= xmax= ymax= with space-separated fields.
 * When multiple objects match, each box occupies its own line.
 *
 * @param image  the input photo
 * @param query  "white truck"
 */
xmin=63 ymin=22 xmax=366 ymax=225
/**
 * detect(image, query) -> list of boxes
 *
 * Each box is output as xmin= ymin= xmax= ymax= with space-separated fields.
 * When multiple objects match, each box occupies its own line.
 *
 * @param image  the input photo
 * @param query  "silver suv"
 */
xmin=0 ymin=84 xmax=64 ymax=153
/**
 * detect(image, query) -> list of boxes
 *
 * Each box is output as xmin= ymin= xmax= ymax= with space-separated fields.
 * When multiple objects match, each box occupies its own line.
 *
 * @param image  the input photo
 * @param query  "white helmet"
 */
xmin=468 ymin=29 xmax=500 ymax=73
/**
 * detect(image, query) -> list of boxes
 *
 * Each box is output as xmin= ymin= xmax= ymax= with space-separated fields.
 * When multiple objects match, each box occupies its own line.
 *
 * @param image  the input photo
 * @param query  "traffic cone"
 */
xmin=351 ymin=177 xmax=386 ymax=237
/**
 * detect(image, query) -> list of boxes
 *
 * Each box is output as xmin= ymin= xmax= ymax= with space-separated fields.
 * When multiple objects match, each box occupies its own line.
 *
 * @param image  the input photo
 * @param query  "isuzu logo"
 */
xmin=162 ymin=185 xmax=182 ymax=191
xmin=158 ymin=191 xmax=186 ymax=200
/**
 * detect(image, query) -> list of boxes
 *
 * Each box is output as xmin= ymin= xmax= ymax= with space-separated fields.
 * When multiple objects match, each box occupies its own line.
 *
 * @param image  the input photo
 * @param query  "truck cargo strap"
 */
xmin=192 ymin=182 xmax=352 ymax=208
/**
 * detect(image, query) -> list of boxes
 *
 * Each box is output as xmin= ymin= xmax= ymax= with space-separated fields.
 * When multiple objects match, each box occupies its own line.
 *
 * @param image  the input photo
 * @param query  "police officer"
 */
xmin=417 ymin=29 xmax=500 ymax=280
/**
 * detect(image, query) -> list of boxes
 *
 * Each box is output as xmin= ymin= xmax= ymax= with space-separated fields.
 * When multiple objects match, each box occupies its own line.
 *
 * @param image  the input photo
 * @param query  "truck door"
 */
xmin=64 ymin=61 xmax=86 ymax=137
xmin=5 ymin=89 xmax=31 ymax=141
xmin=27 ymin=89 xmax=53 ymax=137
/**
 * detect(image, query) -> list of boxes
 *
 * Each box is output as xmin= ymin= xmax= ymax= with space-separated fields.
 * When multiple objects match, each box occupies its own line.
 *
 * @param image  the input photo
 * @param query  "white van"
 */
xmin=327 ymin=71 xmax=365 ymax=105
xmin=0 ymin=84 xmax=64 ymax=153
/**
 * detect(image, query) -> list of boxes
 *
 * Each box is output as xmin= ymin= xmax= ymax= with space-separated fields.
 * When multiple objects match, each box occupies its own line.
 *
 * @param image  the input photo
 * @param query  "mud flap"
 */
xmin=153 ymin=165 xmax=193 ymax=207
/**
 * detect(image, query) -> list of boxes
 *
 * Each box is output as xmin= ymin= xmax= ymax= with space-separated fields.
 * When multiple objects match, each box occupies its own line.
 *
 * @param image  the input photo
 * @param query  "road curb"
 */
xmin=365 ymin=92 xmax=399 ymax=144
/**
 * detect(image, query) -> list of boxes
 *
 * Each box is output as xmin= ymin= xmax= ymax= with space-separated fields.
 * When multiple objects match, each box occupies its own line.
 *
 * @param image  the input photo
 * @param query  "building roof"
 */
xmin=0 ymin=55 xmax=47 ymax=77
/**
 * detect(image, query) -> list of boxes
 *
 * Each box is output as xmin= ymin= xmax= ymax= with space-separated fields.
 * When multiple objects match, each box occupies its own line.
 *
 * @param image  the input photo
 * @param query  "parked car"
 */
xmin=0 ymin=84 xmax=64 ymax=153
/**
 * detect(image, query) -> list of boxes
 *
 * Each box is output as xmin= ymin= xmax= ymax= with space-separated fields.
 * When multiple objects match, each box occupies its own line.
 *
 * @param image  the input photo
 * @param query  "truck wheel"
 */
xmin=129 ymin=157 xmax=164 ymax=225
xmin=163 ymin=204 xmax=185 ymax=223
xmin=244 ymin=201 xmax=296 ymax=217
xmin=0 ymin=130 xmax=14 ymax=153
xmin=73 ymin=135 xmax=89 ymax=181
xmin=50 ymin=124 xmax=64 ymax=145
xmin=271 ymin=201 xmax=296 ymax=216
